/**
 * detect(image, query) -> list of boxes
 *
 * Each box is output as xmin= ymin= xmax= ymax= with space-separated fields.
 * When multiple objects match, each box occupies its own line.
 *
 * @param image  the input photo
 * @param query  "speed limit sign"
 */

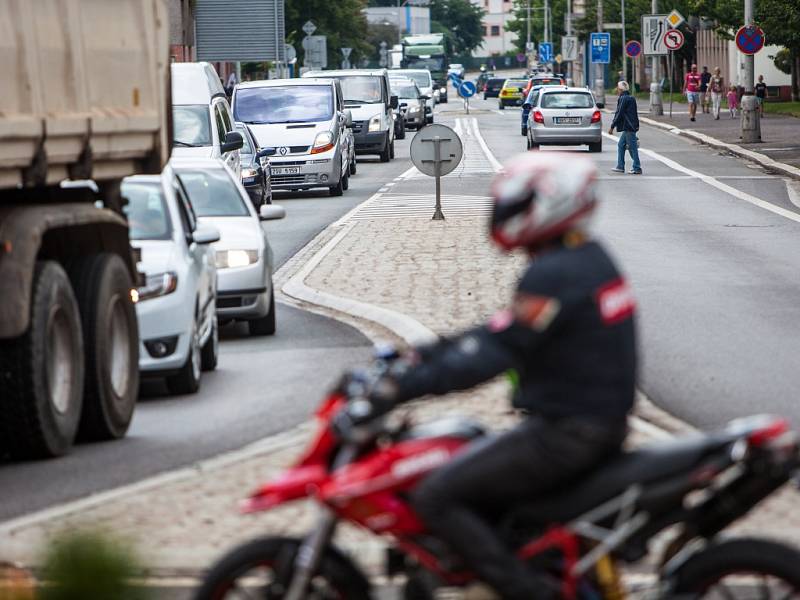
xmin=664 ymin=29 xmax=684 ymax=51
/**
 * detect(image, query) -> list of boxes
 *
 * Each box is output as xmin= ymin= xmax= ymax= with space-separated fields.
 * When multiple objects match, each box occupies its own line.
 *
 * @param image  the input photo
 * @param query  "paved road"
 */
xmin=0 ymin=147 xmax=413 ymax=521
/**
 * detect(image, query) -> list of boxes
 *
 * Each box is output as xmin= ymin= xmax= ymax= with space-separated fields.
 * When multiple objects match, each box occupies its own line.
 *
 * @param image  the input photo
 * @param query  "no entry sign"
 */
xmin=736 ymin=25 xmax=765 ymax=55
xmin=664 ymin=29 xmax=684 ymax=51
xmin=625 ymin=40 xmax=642 ymax=58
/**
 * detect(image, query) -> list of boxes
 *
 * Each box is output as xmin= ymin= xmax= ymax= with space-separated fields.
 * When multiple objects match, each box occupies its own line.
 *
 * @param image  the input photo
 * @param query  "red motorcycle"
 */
xmin=196 ymin=353 xmax=800 ymax=599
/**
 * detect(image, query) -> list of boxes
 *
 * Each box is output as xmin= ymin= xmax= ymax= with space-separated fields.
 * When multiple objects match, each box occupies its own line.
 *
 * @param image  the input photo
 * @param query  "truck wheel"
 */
xmin=69 ymin=254 xmax=138 ymax=441
xmin=350 ymin=156 xmax=357 ymax=175
xmin=389 ymin=139 xmax=395 ymax=159
xmin=397 ymin=119 xmax=406 ymax=140
xmin=248 ymin=289 xmax=276 ymax=336
xmin=166 ymin=319 xmax=201 ymax=395
xmin=379 ymin=139 xmax=391 ymax=163
xmin=200 ymin=315 xmax=218 ymax=372
xmin=0 ymin=261 xmax=84 ymax=458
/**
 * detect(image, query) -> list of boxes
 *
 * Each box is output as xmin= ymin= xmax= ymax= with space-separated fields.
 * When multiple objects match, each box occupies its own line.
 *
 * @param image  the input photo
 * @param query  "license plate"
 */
xmin=555 ymin=117 xmax=582 ymax=124
xmin=271 ymin=167 xmax=300 ymax=175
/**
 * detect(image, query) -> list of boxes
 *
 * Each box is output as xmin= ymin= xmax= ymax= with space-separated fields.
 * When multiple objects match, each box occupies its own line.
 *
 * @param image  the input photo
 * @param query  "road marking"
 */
xmin=349 ymin=193 xmax=493 ymax=220
xmin=468 ymin=117 xmax=504 ymax=172
xmin=786 ymin=179 xmax=800 ymax=209
xmin=603 ymin=132 xmax=800 ymax=225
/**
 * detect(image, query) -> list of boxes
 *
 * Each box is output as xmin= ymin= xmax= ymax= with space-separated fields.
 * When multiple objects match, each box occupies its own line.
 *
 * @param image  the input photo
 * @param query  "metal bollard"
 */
xmin=740 ymin=94 xmax=761 ymax=142
xmin=649 ymin=82 xmax=663 ymax=116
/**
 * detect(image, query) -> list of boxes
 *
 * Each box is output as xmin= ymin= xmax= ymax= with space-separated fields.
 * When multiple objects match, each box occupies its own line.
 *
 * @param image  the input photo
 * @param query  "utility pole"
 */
xmin=621 ymin=0 xmax=626 ymax=82
xmin=649 ymin=0 xmax=664 ymax=115
xmin=527 ymin=0 xmax=532 ymax=68
xmin=596 ymin=0 xmax=605 ymax=107
xmin=566 ymin=0 xmax=573 ymax=82
xmin=741 ymin=0 xmax=761 ymax=141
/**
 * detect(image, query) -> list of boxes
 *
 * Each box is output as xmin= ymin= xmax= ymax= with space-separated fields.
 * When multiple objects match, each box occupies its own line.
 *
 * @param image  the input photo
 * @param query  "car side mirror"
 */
xmin=522 ymin=103 xmax=532 ymax=110
xmin=390 ymin=95 xmax=399 ymax=110
xmin=596 ymin=102 xmax=605 ymax=109
xmin=221 ymin=131 xmax=244 ymax=153
xmin=344 ymin=109 xmax=353 ymax=127
xmin=256 ymin=148 xmax=271 ymax=159
xmin=259 ymin=204 xmax=286 ymax=221
xmin=192 ymin=224 xmax=220 ymax=245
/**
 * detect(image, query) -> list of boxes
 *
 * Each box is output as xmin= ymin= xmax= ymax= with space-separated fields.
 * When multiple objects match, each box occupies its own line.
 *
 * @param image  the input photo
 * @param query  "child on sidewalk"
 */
xmin=726 ymin=86 xmax=739 ymax=118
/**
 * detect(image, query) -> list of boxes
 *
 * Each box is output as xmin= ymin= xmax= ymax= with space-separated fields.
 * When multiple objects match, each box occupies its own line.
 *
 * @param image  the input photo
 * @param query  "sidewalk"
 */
xmin=611 ymin=94 xmax=800 ymax=171
xmin=2 ymin=114 xmax=800 ymax=586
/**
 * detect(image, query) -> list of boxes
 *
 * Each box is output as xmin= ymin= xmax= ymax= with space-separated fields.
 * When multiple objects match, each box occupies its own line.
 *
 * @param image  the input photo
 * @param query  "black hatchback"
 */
xmin=235 ymin=122 xmax=272 ymax=207
xmin=483 ymin=78 xmax=506 ymax=99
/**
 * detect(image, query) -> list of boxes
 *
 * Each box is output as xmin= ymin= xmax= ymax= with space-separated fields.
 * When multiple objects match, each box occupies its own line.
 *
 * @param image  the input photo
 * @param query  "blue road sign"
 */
xmin=448 ymin=73 xmax=463 ymax=88
xmin=625 ymin=40 xmax=642 ymax=58
xmin=538 ymin=42 xmax=553 ymax=63
xmin=459 ymin=81 xmax=477 ymax=98
xmin=590 ymin=32 xmax=611 ymax=63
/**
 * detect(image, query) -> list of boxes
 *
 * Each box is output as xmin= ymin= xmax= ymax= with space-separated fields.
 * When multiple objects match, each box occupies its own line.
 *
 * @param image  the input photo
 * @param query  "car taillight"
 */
xmin=532 ymin=111 xmax=544 ymax=124
xmin=591 ymin=110 xmax=602 ymax=123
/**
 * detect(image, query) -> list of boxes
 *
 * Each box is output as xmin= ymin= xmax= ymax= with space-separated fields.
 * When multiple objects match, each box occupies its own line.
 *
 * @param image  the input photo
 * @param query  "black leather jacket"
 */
xmin=394 ymin=240 xmax=637 ymax=424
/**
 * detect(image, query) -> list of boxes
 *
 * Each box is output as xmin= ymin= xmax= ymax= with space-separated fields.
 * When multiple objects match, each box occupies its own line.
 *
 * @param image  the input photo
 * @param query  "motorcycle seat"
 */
xmin=511 ymin=433 xmax=734 ymax=524
xmin=399 ymin=417 xmax=486 ymax=442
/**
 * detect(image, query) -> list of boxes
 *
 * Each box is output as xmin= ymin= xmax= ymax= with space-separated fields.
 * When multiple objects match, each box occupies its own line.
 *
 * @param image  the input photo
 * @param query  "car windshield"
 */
xmin=235 ymin=126 xmax=254 ymax=154
xmin=541 ymin=92 xmax=594 ymax=109
xmin=488 ymin=79 xmax=505 ymax=88
xmin=393 ymin=84 xmax=419 ymax=99
xmin=177 ymin=169 xmax=250 ymax=217
xmin=534 ymin=78 xmax=562 ymax=86
xmin=405 ymin=57 xmax=445 ymax=72
xmin=506 ymin=80 xmax=529 ymax=88
xmin=121 ymin=181 xmax=172 ymax=241
xmin=337 ymin=76 xmax=384 ymax=104
xmin=234 ymin=85 xmax=333 ymax=124
xmin=173 ymin=105 xmax=212 ymax=146
xmin=399 ymin=71 xmax=431 ymax=88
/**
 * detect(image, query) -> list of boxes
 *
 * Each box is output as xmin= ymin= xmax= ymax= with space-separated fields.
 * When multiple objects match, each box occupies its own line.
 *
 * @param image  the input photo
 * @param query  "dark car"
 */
xmin=483 ymin=77 xmax=506 ymax=99
xmin=235 ymin=122 xmax=271 ymax=207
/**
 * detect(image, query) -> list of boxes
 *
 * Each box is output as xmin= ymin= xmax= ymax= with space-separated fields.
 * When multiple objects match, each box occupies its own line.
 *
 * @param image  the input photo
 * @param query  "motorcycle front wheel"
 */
xmin=671 ymin=538 xmax=800 ymax=599
xmin=193 ymin=536 xmax=370 ymax=600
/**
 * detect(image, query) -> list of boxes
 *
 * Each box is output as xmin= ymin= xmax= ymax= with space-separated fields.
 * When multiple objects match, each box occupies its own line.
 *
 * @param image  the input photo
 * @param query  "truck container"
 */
xmin=0 ymin=0 xmax=171 ymax=458
xmin=401 ymin=33 xmax=449 ymax=103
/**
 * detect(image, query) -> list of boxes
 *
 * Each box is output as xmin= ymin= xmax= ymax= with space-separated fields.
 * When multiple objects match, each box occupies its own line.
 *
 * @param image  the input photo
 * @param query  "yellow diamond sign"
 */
xmin=666 ymin=9 xmax=685 ymax=28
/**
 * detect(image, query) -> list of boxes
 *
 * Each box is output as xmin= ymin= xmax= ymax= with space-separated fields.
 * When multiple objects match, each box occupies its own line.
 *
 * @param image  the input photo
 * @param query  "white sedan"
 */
xmin=172 ymin=158 xmax=286 ymax=336
xmin=122 ymin=165 xmax=220 ymax=395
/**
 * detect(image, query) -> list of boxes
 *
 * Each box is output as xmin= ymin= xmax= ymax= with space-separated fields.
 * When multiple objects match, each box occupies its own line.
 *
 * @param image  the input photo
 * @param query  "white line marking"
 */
xmin=469 ymin=117 xmax=504 ymax=172
xmin=602 ymin=132 xmax=800 ymax=225
xmin=786 ymin=179 xmax=800 ymax=209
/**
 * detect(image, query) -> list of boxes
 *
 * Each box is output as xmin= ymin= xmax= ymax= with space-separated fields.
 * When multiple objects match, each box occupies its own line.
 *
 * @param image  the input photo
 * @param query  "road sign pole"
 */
xmin=596 ymin=0 xmax=605 ymax=108
xmin=649 ymin=0 xmax=664 ymax=115
xmin=741 ymin=0 xmax=761 ymax=142
xmin=669 ymin=50 xmax=674 ymax=118
xmin=433 ymin=136 xmax=444 ymax=221
xmin=621 ymin=0 xmax=627 ymax=82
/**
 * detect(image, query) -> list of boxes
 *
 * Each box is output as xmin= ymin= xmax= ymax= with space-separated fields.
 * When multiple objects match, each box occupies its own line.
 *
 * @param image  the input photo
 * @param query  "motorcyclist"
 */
xmin=363 ymin=152 xmax=638 ymax=598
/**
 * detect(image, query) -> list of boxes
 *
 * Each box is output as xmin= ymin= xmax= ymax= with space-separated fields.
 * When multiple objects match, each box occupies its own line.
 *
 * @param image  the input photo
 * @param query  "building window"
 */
xmin=491 ymin=25 xmax=501 ymax=36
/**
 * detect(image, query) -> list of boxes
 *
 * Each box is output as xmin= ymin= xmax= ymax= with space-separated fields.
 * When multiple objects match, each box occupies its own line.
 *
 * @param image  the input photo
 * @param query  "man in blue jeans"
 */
xmin=609 ymin=81 xmax=642 ymax=174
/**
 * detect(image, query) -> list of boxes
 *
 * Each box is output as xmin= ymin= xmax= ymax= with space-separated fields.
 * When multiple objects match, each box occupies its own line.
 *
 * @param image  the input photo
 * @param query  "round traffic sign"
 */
xmin=459 ymin=81 xmax=477 ymax=98
xmin=664 ymin=29 xmax=684 ymax=51
xmin=410 ymin=124 xmax=463 ymax=177
xmin=736 ymin=25 xmax=765 ymax=55
xmin=625 ymin=40 xmax=642 ymax=58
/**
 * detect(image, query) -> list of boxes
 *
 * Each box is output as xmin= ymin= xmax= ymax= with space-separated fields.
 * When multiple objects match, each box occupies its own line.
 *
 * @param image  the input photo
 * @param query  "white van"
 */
xmin=303 ymin=69 xmax=398 ymax=163
xmin=171 ymin=62 xmax=243 ymax=177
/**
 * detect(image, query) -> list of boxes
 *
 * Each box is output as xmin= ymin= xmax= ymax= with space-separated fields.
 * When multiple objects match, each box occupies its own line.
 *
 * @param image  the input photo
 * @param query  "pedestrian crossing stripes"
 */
xmin=349 ymin=192 xmax=493 ymax=220
xmin=403 ymin=118 xmax=498 ymax=179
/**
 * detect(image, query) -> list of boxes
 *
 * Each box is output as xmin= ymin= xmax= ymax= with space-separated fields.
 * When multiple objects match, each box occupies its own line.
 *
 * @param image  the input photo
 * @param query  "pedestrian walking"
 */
xmin=684 ymin=64 xmax=702 ymax=122
xmin=700 ymin=66 xmax=711 ymax=114
xmin=727 ymin=85 xmax=739 ymax=118
xmin=609 ymin=81 xmax=642 ymax=175
xmin=709 ymin=67 xmax=724 ymax=120
xmin=755 ymin=75 xmax=767 ymax=117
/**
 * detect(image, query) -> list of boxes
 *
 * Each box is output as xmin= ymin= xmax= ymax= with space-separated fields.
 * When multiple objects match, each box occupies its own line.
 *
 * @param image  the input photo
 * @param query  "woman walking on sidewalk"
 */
xmin=727 ymin=85 xmax=739 ymax=119
xmin=709 ymin=67 xmax=724 ymax=120
xmin=609 ymin=81 xmax=642 ymax=174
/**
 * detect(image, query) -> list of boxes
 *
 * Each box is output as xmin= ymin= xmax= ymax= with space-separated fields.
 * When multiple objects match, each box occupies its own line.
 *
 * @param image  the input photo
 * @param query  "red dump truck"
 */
xmin=0 ymin=0 xmax=171 ymax=458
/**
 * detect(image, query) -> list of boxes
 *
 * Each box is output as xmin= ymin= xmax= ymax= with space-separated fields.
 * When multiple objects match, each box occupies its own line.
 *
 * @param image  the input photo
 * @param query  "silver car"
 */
xmin=172 ymin=158 xmax=286 ymax=336
xmin=525 ymin=86 xmax=603 ymax=152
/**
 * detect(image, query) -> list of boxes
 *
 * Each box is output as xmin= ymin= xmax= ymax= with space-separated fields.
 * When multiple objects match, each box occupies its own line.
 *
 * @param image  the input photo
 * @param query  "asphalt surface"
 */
xmin=0 ymin=146 xmax=413 ymax=521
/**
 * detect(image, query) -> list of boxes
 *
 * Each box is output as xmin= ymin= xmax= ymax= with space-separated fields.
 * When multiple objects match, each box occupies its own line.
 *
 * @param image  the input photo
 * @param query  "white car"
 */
xmin=172 ymin=158 xmax=286 ymax=336
xmin=122 ymin=166 xmax=220 ymax=395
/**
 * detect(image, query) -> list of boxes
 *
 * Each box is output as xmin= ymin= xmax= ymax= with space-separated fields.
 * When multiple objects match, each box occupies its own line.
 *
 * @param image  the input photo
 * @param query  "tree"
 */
xmin=285 ymin=0 xmax=372 ymax=67
xmin=428 ymin=0 xmax=485 ymax=56
xmin=756 ymin=0 xmax=800 ymax=100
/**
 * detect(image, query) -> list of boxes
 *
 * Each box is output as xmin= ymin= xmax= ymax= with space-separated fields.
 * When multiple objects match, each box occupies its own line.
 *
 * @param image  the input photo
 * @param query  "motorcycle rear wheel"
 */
xmin=193 ymin=536 xmax=370 ymax=600
xmin=671 ymin=538 xmax=800 ymax=599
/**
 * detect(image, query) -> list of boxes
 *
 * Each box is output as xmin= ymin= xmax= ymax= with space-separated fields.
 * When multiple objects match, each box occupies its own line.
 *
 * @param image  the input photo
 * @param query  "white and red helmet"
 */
xmin=490 ymin=152 xmax=598 ymax=251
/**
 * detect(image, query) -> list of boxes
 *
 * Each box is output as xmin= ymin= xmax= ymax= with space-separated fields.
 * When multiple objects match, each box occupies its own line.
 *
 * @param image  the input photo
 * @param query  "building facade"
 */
xmin=471 ymin=0 xmax=517 ymax=57
xmin=168 ymin=0 xmax=195 ymax=62
xmin=364 ymin=6 xmax=431 ymax=36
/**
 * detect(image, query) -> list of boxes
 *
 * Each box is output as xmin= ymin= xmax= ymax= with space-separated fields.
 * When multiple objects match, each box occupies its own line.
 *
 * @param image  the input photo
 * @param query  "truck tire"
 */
xmin=69 ymin=254 xmax=138 ymax=441
xmin=379 ymin=139 xmax=391 ymax=163
xmin=0 ymin=261 xmax=84 ymax=458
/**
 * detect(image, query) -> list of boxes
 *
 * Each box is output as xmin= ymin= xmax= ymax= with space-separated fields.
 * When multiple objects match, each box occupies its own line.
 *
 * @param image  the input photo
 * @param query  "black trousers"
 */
xmin=412 ymin=416 xmax=627 ymax=599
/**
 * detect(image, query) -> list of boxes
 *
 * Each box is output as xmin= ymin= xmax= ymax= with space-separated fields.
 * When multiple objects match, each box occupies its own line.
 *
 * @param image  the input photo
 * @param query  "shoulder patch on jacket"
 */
xmin=595 ymin=278 xmax=636 ymax=325
xmin=513 ymin=293 xmax=561 ymax=331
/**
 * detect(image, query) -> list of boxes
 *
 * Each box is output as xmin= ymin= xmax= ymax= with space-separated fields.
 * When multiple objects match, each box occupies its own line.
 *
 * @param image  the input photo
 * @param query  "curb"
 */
xmin=637 ymin=114 xmax=800 ymax=181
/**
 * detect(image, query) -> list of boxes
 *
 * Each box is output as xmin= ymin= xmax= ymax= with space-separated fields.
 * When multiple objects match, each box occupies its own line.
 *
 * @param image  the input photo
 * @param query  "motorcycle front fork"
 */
xmin=283 ymin=507 xmax=339 ymax=600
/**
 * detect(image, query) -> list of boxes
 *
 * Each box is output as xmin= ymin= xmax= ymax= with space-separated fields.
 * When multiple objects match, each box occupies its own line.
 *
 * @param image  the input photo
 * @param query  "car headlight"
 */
xmin=241 ymin=168 xmax=258 ymax=179
xmin=408 ymin=105 xmax=421 ymax=114
xmin=311 ymin=131 xmax=335 ymax=154
xmin=368 ymin=114 xmax=382 ymax=132
xmin=137 ymin=272 xmax=178 ymax=301
xmin=216 ymin=250 xmax=259 ymax=269
xmin=440 ymin=87 xmax=446 ymax=93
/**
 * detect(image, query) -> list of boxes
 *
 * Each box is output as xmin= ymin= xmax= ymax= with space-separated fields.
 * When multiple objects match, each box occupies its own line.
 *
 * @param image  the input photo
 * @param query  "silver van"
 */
xmin=303 ymin=69 xmax=398 ymax=163
xmin=170 ymin=62 xmax=243 ymax=177
xmin=232 ymin=78 xmax=353 ymax=196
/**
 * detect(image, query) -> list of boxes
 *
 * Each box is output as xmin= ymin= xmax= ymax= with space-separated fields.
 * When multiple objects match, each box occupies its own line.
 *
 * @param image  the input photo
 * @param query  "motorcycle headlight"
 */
xmin=137 ymin=272 xmax=178 ymax=301
xmin=440 ymin=87 xmax=446 ymax=94
xmin=368 ymin=114 xmax=382 ymax=132
xmin=241 ymin=168 xmax=258 ymax=179
xmin=216 ymin=250 xmax=258 ymax=269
